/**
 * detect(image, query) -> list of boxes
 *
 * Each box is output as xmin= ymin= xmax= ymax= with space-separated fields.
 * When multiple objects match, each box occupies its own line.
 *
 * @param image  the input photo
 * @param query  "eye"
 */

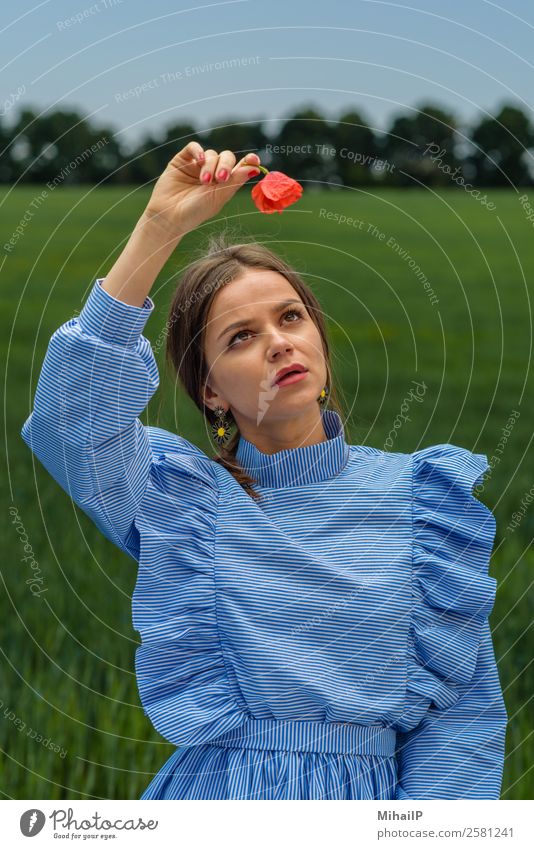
xmin=227 ymin=329 xmax=250 ymax=348
xmin=226 ymin=307 xmax=304 ymax=349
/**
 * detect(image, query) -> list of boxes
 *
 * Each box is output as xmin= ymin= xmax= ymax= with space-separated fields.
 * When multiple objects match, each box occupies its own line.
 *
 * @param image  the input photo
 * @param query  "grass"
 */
xmin=1 ymin=184 xmax=532 ymax=799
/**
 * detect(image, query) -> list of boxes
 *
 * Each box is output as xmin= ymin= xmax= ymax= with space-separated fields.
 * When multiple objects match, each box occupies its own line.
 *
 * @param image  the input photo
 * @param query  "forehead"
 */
xmin=207 ymin=269 xmax=301 ymax=323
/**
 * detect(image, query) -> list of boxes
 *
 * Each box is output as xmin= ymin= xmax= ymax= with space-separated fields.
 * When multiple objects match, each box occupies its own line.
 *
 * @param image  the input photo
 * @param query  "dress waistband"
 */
xmin=206 ymin=719 xmax=397 ymax=756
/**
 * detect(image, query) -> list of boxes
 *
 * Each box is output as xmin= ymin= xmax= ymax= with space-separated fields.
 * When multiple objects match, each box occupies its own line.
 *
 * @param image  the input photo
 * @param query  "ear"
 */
xmin=201 ymin=380 xmax=227 ymax=413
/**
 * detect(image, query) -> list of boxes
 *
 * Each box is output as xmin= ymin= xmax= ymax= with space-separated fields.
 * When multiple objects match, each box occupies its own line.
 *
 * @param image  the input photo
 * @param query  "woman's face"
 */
xmin=202 ymin=269 xmax=327 ymax=431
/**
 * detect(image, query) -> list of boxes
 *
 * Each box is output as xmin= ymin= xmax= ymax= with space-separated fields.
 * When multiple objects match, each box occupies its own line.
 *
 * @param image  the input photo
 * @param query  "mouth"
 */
xmin=273 ymin=365 xmax=309 ymax=387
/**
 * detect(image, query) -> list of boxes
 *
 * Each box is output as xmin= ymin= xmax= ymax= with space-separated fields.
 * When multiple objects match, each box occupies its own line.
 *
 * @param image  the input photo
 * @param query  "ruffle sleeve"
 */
xmin=131 ymin=435 xmax=250 ymax=748
xmin=403 ymin=443 xmax=498 ymax=725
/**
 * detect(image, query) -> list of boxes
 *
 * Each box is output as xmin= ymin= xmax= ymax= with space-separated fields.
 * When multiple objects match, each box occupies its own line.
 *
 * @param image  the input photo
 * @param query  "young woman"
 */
xmin=21 ymin=142 xmax=508 ymax=800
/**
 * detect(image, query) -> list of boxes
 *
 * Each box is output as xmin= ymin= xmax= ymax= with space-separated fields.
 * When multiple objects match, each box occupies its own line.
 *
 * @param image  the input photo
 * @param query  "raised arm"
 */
xmin=21 ymin=280 xmax=160 ymax=559
xmin=100 ymin=142 xmax=262 ymax=307
xmin=20 ymin=142 xmax=262 ymax=559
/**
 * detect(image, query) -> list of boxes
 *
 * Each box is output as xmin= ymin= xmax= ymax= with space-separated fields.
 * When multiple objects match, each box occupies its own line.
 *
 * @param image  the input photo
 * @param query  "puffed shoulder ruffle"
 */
xmin=132 ymin=429 xmax=249 ymax=747
xmin=406 ymin=443 xmax=498 ymax=716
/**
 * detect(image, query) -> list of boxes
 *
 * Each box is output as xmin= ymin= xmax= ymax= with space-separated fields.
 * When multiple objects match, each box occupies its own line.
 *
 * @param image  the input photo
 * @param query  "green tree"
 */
xmin=331 ymin=109 xmax=379 ymax=186
xmin=468 ymin=104 xmax=534 ymax=186
xmin=269 ymin=107 xmax=337 ymax=187
xmin=198 ymin=119 xmax=268 ymax=163
xmin=0 ymin=113 xmax=16 ymax=182
xmin=125 ymin=123 xmax=198 ymax=184
xmin=8 ymin=108 xmax=123 ymax=185
xmin=381 ymin=103 xmax=459 ymax=186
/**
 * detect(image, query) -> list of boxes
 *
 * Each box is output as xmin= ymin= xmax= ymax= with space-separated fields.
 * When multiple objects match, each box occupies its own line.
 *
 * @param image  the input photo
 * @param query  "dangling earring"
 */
xmin=317 ymin=385 xmax=330 ymax=407
xmin=211 ymin=405 xmax=232 ymax=447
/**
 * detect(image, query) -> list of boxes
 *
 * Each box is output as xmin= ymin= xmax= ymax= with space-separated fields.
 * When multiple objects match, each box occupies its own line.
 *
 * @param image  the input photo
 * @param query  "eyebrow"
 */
xmin=217 ymin=300 xmax=303 ymax=341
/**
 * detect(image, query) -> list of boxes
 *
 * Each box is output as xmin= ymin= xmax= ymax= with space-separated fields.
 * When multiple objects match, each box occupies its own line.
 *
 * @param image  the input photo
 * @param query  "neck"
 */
xmin=235 ymin=408 xmax=350 ymax=489
xmin=233 ymin=407 xmax=328 ymax=455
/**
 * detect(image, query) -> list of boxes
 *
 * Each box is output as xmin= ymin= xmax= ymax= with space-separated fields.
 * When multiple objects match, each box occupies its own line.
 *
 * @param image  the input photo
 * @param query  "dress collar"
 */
xmin=235 ymin=408 xmax=351 ymax=488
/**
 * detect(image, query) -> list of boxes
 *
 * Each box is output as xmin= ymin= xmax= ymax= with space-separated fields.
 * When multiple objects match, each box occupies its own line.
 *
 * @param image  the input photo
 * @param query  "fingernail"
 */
xmin=202 ymin=172 xmax=212 ymax=183
xmin=248 ymin=169 xmax=260 ymax=177
xmin=198 ymin=151 xmax=205 ymax=160
xmin=217 ymin=169 xmax=228 ymax=181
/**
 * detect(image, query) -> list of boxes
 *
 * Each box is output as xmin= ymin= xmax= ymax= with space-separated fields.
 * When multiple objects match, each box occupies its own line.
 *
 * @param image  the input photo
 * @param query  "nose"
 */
xmin=267 ymin=334 xmax=294 ymax=381
xmin=269 ymin=334 xmax=294 ymax=359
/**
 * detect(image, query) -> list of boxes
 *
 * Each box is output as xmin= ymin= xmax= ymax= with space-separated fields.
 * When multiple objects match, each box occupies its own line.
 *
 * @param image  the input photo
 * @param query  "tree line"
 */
xmin=1 ymin=101 xmax=532 ymax=188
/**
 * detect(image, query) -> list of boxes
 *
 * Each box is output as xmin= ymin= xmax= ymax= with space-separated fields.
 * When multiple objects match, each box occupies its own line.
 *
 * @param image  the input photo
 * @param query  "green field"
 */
xmin=1 ymin=185 xmax=532 ymax=800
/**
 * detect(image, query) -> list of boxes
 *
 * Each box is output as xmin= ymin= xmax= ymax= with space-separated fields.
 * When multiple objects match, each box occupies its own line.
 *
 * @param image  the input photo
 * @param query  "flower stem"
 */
xmin=240 ymin=162 xmax=269 ymax=175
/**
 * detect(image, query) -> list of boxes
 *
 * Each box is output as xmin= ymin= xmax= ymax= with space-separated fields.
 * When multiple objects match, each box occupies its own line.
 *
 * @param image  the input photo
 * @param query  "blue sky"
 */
xmin=2 ymin=0 xmax=533 ymax=151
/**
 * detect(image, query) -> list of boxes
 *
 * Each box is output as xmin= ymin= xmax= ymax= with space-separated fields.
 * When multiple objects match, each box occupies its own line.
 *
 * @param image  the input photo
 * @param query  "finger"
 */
xmin=226 ymin=153 xmax=262 ymax=184
xmin=168 ymin=140 xmax=205 ymax=170
xmin=198 ymin=149 xmax=221 ymax=184
xmin=213 ymin=150 xmax=237 ymax=183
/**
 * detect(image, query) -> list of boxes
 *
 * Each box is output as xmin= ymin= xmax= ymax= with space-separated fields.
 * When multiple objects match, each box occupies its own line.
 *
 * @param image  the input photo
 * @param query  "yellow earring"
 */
xmin=317 ymin=385 xmax=330 ymax=407
xmin=211 ymin=405 xmax=232 ymax=447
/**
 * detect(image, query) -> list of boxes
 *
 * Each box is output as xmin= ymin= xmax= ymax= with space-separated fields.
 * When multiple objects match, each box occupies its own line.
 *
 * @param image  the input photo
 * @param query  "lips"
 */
xmin=273 ymin=363 xmax=308 ymax=386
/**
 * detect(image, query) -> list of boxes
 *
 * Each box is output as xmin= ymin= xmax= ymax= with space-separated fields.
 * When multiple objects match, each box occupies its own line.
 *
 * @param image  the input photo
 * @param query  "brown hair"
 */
xmin=165 ymin=229 xmax=347 ymax=501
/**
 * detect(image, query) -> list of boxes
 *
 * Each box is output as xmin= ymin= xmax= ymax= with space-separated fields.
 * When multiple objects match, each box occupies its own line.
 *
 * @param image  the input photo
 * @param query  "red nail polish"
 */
xmin=217 ymin=169 xmax=228 ymax=181
xmin=202 ymin=172 xmax=212 ymax=183
xmin=248 ymin=169 xmax=260 ymax=177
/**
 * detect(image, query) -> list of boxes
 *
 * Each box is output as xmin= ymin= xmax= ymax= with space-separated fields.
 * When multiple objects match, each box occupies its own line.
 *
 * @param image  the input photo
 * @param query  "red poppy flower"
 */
xmin=242 ymin=164 xmax=303 ymax=213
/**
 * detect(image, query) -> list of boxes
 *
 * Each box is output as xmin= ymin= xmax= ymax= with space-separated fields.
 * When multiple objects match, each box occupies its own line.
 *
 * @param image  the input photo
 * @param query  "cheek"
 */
xmin=220 ymin=350 xmax=260 ymax=390
xmin=302 ymin=325 xmax=325 ymax=359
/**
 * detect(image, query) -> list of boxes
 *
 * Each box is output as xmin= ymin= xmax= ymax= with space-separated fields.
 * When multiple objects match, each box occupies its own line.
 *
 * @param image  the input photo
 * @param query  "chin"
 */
xmin=268 ymin=391 xmax=320 ymax=416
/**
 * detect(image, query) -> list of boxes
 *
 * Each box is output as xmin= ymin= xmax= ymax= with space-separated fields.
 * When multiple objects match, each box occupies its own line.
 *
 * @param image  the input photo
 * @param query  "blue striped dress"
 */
xmin=21 ymin=278 xmax=508 ymax=800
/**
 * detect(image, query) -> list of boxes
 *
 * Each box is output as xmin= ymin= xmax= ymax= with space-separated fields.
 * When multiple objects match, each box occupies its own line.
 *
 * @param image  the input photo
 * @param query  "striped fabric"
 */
xmin=21 ymin=278 xmax=508 ymax=800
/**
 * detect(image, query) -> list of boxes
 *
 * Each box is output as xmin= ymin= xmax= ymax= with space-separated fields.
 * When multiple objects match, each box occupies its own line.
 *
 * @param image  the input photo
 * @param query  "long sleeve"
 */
xmin=396 ymin=442 xmax=509 ymax=799
xmin=20 ymin=278 xmax=158 ymax=560
xmin=396 ymin=618 xmax=508 ymax=799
